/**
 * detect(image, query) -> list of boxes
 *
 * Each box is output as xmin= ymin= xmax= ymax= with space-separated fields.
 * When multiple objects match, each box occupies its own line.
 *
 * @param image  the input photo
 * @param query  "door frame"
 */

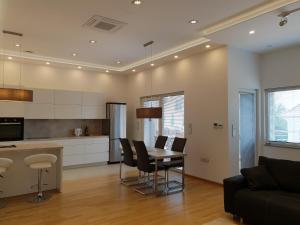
xmin=238 ymin=89 xmax=259 ymax=169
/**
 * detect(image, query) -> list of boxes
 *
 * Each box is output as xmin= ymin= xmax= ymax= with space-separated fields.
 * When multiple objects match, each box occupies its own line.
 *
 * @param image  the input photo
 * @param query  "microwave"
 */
xmin=0 ymin=117 xmax=24 ymax=142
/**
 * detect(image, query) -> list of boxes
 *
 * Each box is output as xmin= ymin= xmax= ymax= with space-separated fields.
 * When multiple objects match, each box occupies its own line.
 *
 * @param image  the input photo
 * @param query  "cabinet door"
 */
xmin=54 ymin=90 xmax=82 ymax=105
xmin=85 ymin=152 xmax=109 ymax=164
xmin=32 ymin=89 xmax=54 ymax=104
xmin=82 ymin=92 xmax=105 ymax=106
xmin=0 ymin=102 xmax=24 ymax=117
xmin=24 ymin=103 xmax=54 ymax=119
xmin=85 ymin=143 xmax=109 ymax=154
xmin=82 ymin=106 xmax=106 ymax=119
xmin=54 ymin=105 xmax=82 ymax=119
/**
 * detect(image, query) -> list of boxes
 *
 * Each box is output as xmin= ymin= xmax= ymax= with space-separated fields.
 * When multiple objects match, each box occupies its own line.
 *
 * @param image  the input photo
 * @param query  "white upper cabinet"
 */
xmin=24 ymin=103 xmax=54 ymax=119
xmin=0 ymin=102 xmax=25 ymax=117
xmin=54 ymin=105 xmax=82 ymax=119
xmin=82 ymin=106 xmax=106 ymax=119
xmin=82 ymin=92 xmax=105 ymax=106
xmin=32 ymin=89 xmax=54 ymax=104
xmin=54 ymin=90 xmax=82 ymax=105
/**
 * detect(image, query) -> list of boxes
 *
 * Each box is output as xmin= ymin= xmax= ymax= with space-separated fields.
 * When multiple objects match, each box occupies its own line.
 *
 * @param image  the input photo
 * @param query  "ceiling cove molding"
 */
xmin=200 ymin=0 xmax=300 ymax=36
xmin=0 ymin=49 xmax=120 ymax=71
xmin=121 ymin=37 xmax=210 ymax=71
xmin=0 ymin=37 xmax=210 ymax=73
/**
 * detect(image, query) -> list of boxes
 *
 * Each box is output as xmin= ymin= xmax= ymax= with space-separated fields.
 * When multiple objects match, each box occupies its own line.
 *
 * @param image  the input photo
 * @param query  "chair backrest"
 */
xmin=133 ymin=140 xmax=150 ymax=172
xmin=154 ymin=135 xmax=168 ymax=149
xmin=120 ymin=138 xmax=136 ymax=167
xmin=0 ymin=158 xmax=13 ymax=169
xmin=171 ymin=137 xmax=187 ymax=153
xmin=24 ymin=154 xmax=57 ymax=166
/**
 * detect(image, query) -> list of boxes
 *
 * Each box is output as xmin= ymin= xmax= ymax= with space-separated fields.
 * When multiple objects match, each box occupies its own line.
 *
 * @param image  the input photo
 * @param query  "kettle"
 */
xmin=74 ymin=128 xmax=82 ymax=137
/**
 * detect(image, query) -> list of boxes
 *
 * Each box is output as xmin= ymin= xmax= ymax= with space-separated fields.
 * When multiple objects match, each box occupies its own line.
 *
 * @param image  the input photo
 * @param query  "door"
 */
xmin=239 ymin=92 xmax=256 ymax=169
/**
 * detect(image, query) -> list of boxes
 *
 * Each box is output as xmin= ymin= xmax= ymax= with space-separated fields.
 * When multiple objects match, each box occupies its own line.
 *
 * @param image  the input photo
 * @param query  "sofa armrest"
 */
xmin=223 ymin=175 xmax=247 ymax=214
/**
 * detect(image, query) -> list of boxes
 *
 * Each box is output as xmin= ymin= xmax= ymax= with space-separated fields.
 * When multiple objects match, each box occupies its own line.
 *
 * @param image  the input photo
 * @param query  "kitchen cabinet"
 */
xmin=0 ymin=102 xmax=25 ymax=117
xmin=24 ymin=103 xmax=54 ymax=119
xmin=54 ymin=90 xmax=82 ymax=105
xmin=54 ymin=105 xmax=82 ymax=119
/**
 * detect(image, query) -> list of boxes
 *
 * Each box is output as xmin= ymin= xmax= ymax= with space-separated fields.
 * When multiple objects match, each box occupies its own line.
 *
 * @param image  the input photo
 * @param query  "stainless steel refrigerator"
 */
xmin=106 ymin=103 xmax=127 ymax=163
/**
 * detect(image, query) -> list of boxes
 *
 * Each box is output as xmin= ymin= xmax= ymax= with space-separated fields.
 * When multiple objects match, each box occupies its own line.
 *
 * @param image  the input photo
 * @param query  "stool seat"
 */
xmin=29 ymin=162 xmax=52 ymax=170
xmin=0 ymin=158 xmax=13 ymax=174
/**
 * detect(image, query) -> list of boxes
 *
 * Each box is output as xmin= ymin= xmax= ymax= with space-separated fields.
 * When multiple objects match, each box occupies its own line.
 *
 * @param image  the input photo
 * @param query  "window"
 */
xmin=266 ymin=87 xmax=300 ymax=146
xmin=142 ymin=92 xmax=184 ymax=148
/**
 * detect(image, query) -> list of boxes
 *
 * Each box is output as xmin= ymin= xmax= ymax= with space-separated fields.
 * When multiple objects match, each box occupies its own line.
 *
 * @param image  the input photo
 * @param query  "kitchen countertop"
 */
xmin=23 ymin=135 xmax=109 ymax=142
xmin=0 ymin=143 xmax=63 ymax=153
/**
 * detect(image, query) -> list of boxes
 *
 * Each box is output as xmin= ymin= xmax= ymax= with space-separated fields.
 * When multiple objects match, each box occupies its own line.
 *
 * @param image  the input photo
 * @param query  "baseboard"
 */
xmin=63 ymin=162 xmax=107 ymax=170
xmin=185 ymin=174 xmax=223 ymax=186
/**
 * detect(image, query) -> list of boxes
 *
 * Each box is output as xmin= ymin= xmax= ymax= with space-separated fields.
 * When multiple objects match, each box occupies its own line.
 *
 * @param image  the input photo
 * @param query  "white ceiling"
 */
xmin=208 ymin=1 xmax=300 ymax=53
xmin=0 ymin=0 xmax=268 ymax=68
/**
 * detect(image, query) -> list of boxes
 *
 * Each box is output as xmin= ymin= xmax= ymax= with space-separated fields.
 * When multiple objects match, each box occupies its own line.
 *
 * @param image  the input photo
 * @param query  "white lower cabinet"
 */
xmin=55 ymin=137 xmax=109 ymax=167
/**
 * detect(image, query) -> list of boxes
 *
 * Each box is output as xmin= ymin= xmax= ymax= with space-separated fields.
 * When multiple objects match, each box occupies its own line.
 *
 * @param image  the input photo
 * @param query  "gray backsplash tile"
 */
xmin=24 ymin=119 xmax=106 ymax=139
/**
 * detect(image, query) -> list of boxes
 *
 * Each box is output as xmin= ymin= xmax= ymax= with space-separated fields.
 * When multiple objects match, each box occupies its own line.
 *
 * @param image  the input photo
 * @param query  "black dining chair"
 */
xmin=154 ymin=135 xmax=168 ymax=149
xmin=120 ymin=138 xmax=140 ymax=185
xmin=133 ymin=140 xmax=165 ymax=194
xmin=162 ymin=137 xmax=187 ymax=189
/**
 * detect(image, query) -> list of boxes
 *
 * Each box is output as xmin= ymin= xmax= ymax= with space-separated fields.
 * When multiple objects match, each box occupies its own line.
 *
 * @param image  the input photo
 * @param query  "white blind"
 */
xmin=143 ymin=100 xmax=160 ymax=147
xmin=163 ymin=95 xmax=184 ymax=148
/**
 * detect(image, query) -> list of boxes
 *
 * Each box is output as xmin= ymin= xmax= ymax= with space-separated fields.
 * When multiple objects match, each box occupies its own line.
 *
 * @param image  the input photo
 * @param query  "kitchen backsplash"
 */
xmin=24 ymin=119 xmax=107 ymax=139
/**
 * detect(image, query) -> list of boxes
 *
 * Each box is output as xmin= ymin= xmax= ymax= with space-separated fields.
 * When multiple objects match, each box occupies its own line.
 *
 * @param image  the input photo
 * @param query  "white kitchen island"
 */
xmin=0 ymin=143 xmax=63 ymax=197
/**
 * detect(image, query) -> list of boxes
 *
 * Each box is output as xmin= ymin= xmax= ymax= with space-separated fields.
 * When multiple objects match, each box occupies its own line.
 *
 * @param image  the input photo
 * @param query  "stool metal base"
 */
xmin=28 ymin=192 xmax=51 ymax=203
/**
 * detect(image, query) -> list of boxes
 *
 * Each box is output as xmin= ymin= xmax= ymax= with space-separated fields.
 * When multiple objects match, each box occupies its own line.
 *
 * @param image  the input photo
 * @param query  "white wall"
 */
xmin=261 ymin=44 xmax=300 ymax=161
xmin=127 ymin=47 xmax=229 ymax=183
xmin=227 ymin=47 xmax=261 ymax=175
xmin=0 ymin=61 xmax=128 ymax=102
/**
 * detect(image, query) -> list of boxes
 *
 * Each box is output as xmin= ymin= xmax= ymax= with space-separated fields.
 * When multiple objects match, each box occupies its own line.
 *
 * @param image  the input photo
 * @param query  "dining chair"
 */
xmin=162 ymin=137 xmax=187 ymax=190
xmin=120 ymin=138 xmax=141 ymax=186
xmin=154 ymin=135 xmax=168 ymax=149
xmin=133 ymin=140 xmax=165 ymax=194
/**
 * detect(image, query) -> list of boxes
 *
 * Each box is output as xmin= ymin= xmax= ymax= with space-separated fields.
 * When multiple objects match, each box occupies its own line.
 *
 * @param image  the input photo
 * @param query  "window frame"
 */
xmin=265 ymin=86 xmax=300 ymax=149
xmin=140 ymin=91 xmax=185 ymax=147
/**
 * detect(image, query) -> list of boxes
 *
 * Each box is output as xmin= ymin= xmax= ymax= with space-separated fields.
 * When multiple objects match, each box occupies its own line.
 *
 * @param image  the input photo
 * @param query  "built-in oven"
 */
xmin=0 ymin=118 xmax=24 ymax=142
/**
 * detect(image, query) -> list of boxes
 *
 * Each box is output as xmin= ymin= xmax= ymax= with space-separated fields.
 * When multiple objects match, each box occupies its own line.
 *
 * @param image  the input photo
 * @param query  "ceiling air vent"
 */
xmin=83 ymin=15 xmax=127 ymax=33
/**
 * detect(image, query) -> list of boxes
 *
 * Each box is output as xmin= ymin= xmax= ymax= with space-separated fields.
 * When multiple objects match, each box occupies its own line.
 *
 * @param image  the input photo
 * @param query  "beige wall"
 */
xmin=0 ymin=60 xmax=128 ymax=102
xmin=261 ymin=44 xmax=300 ymax=161
xmin=127 ymin=47 xmax=229 ymax=183
xmin=227 ymin=47 xmax=261 ymax=176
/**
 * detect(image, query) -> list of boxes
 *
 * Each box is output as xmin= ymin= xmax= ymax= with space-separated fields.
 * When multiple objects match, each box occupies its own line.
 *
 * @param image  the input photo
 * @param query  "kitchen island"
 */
xmin=0 ymin=143 xmax=63 ymax=197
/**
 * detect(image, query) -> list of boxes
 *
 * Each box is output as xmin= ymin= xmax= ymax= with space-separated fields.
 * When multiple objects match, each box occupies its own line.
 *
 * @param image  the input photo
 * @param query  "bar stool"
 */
xmin=24 ymin=154 xmax=57 ymax=203
xmin=0 ymin=158 xmax=13 ymax=208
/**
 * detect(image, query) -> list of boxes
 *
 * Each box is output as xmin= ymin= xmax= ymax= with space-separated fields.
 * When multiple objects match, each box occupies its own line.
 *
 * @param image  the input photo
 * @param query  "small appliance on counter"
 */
xmin=74 ymin=128 xmax=83 ymax=137
xmin=106 ymin=102 xmax=126 ymax=163
xmin=0 ymin=117 xmax=24 ymax=142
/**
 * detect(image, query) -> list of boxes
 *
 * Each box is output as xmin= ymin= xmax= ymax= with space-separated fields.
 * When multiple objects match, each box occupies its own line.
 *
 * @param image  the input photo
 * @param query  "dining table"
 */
xmin=120 ymin=146 xmax=187 ymax=195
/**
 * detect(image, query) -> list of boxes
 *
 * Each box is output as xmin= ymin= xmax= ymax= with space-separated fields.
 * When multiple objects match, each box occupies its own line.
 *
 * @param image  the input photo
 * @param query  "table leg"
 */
xmin=154 ymin=158 xmax=158 ymax=193
xmin=182 ymin=156 xmax=185 ymax=191
xmin=119 ymin=158 xmax=122 ymax=182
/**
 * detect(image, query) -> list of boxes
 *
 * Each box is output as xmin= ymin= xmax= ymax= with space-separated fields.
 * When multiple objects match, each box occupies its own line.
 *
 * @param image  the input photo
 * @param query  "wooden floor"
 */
xmin=0 ymin=165 xmax=235 ymax=225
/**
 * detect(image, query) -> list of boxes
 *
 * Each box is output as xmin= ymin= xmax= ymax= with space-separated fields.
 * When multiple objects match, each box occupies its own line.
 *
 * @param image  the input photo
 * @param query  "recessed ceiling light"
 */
xmin=249 ymin=30 xmax=255 ymax=35
xmin=132 ymin=0 xmax=142 ymax=5
xmin=205 ymin=44 xmax=211 ymax=49
xmin=77 ymin=66 xmax=82 ymax=69
xmin=189 ymin=19 xmax=199 ymax=24
xmin=89 ymin=40 xmax=96 ymax=44
xmin=132 ymin=69 xmax=136 ymax=72
xmin=117 ymin=61 xmax=121 ymax=64
xmin=150 ymin=63 xmax=155 ymax=67
xmin=174 ymin=55 xmax=179 ymax=59
xmin=15 ymin=43 xmax=20 ymax=47
xmin=46 ymin=62 xmax=50 ymax=65
xmin=106 ymin=70 xmax=109 ymax=73
xmin=7 ymin=56 xmax=13 ymax=60
xmin=72 ymin=53 xmax=77 ymax=57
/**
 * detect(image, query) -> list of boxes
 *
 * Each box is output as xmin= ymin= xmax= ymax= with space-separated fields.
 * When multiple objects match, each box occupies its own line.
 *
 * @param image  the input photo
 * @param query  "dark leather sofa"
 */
xmin=223 ymin=156 xmax=300 ymax=225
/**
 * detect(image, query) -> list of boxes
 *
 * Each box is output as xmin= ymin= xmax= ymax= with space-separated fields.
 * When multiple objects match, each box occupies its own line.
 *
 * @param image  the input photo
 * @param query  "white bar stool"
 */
xmin=0 ymin=158 xmax=13 ymax=208
xmin=24 ymin=154 xmax=57 ymax=203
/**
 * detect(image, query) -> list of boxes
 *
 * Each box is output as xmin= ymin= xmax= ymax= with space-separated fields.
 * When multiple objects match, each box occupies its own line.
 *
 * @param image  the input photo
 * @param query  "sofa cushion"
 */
xmin=241 ymin=166 xmax=278 ymax=191
xmin=259 ymin=156 xmax=300 ymax=193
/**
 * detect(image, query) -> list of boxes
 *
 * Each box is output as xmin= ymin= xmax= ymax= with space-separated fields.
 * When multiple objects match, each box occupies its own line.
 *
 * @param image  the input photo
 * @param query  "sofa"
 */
xmin=223 ymin=156 xmax=300 ymax=225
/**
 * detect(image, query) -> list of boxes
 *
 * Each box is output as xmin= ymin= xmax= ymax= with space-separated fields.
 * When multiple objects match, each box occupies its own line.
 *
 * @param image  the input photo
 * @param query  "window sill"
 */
xmin=265 ymin=142 xmax=300 ymax=149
